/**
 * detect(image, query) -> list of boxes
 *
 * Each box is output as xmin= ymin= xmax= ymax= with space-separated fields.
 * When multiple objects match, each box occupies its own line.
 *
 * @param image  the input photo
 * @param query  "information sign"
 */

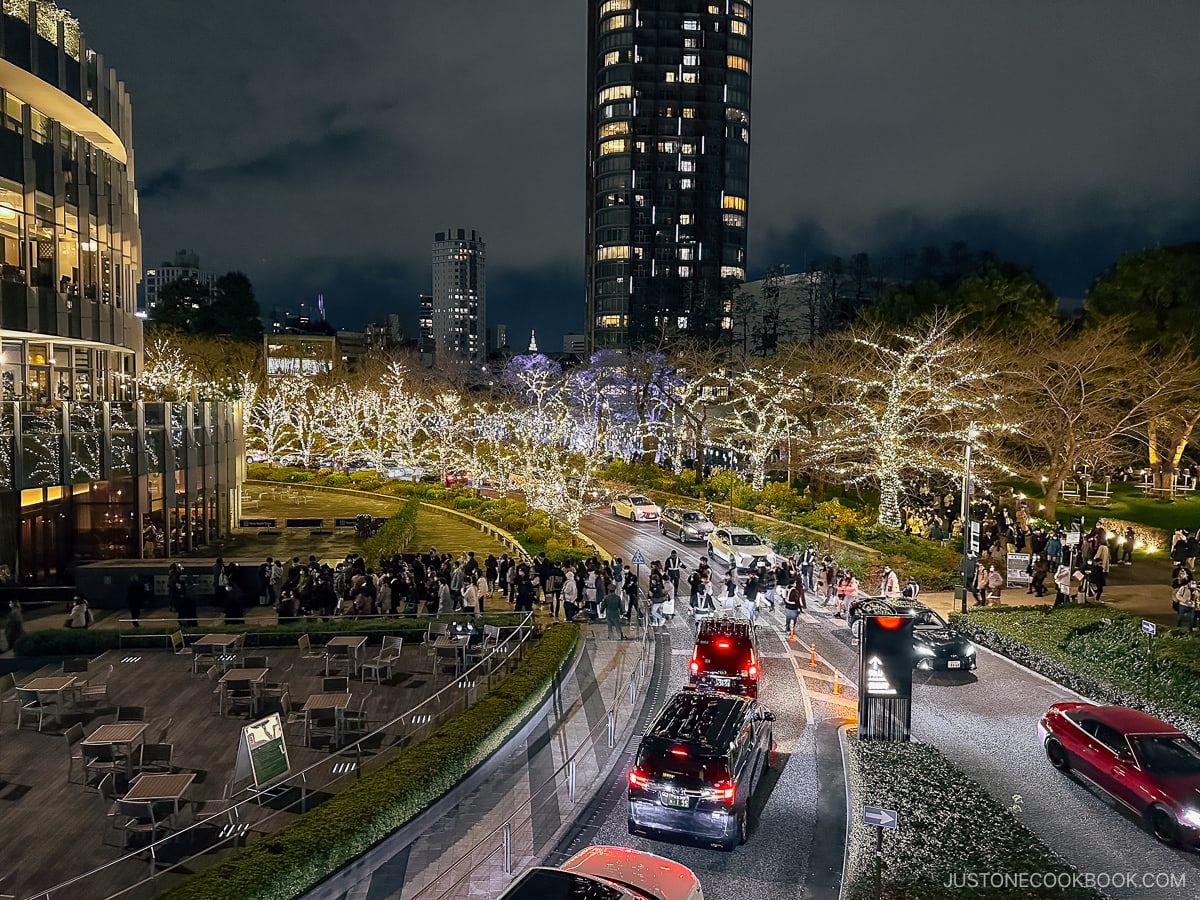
xmin=1006 ymin=553 xmax=1031 ymax=586
xmin=234 ymin=713 xmax=291 ymax=789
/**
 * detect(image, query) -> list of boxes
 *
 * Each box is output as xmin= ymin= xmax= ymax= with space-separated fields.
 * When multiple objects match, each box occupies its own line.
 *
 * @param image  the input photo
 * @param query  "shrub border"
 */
xmin=161 ymin=622 xmax=581 ymax=900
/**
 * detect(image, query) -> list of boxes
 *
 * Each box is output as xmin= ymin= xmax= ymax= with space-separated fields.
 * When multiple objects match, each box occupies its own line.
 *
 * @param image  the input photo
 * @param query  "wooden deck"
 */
xmin=0 ymin=633 xmax=510 ymax=899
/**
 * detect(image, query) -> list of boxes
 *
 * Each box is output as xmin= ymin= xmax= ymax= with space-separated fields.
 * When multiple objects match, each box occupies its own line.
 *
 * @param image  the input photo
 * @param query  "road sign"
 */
xmin=630 ymin=549 xmax=646 ymax=566
xmin=1142 ymin=620 xmax=1157 ymax=636
xmin=863 ymin=805 xmax=898 ymax=829
xmin=969 ymin=522 xmax=980 ymax=555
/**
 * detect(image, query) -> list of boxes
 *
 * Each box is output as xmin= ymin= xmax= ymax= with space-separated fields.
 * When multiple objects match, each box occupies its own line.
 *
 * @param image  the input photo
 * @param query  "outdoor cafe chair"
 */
xmin=78 ymin=664 xmax=113 ymax=708
xmin=338 ymin=690 xmax=372 ymax=745
xmin=241 ymin=654 xmax=269 ymax=669
xmin=307 ymin=706 xmax=338 ymax=749
xmin=223 ymin=680 xmax=255 ymax=718
xmin=97 ymin=773 xmax=124 ymax=846
xmin=322 ymin=676 xmax=350 ymax=693
xmin=83 ymin=743 xmax=125 ymax=785
xmin=169 ymin=629 xmax=191 ymax=663
xmin=153 ymin=717 xmax=174 ymax=745
xmin=62 ymin=657 xmax=90 ymax=675
xmin=360 ymin=638 xmax=403 ymax=684
xmin=16 ymin=687 xmax=52 ymax=732
xmin=138 ymin=743 xmax=174 ymax=775
xmin=65 ymin=722 xmax=86 ymax=784
xmin=116 ymin=705 xmax=146 ymax=723
xmin=0 ymin=672 xmax=16 ymax=720
xmin=116 ymin=799 xmax=170 ymax=849
xmin=297 ymin=634 xmax=325 ymax=664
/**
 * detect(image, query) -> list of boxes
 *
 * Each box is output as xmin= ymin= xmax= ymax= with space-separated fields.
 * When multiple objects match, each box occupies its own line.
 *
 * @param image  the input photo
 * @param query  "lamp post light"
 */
xmin=960 ymin=422 xmax=976 ymax=614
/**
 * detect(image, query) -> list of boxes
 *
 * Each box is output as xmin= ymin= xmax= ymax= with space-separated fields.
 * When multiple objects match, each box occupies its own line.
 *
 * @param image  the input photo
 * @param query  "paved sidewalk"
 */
xmin=326 ymin=620 xmax=652 ymax=900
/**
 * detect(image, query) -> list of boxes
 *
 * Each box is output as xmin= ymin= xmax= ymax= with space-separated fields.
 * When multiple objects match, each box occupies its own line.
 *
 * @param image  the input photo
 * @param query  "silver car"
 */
xmin=659 ymin=506 xmax=715 ymax=543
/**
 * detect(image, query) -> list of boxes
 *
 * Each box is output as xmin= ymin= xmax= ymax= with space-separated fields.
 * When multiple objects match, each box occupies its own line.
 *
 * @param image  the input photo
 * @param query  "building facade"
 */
xmin=142 ymin=248 xmax=216 ymax=314
xmin=585 ymin=0 xmax=753 ymax=351
xmin=431 ymin=228 xmax=485 ymax=365
xmin=0 ymin=3 xmax=239 ymax=583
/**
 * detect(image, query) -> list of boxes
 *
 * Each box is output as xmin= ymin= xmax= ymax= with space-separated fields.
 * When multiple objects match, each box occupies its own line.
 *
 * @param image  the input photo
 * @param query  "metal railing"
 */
xmin=405 ymin=620 xmax=658 ymax=899
xmin=27 ymin=614 xmax=538 ymax=900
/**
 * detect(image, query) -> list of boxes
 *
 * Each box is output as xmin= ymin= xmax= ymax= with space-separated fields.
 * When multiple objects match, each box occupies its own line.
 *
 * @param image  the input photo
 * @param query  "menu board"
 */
xmin=234 ymin=713 xmax=291 ymax=788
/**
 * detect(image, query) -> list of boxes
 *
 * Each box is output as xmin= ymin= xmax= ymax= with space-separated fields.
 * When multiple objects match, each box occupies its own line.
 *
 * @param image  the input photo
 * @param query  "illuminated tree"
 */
xmin=246 ymin=380 xmax=298 ymax=465
xmin=816 ymin=316 xmax=1011 ymax=528
xmin=715 ymin=364 xmax=807 ymax=491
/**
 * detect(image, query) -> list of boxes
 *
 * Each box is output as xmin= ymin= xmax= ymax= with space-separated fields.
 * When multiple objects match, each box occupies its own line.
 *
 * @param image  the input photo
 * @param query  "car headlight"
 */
xmin=915 ymin=645 xmax=936 ymax=657
xmin=1180 ymin=807 xmax=1200 ymax=828
xmin=962 ymin=643 xmax=977 ymax=657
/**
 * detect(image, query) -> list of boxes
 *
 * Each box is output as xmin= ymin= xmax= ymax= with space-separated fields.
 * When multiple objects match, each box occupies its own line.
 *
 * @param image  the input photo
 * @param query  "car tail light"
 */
xmin=748 ymin=663 xmax=758 ymax=679
xmin=710 ymin=781 xmax=735 ymax=804
xmin=670 ymin=746 xmax=688 ymax=757
xmin=690 ymin=646 xmax=700 ymax=675
xmin=715 ymin=638 xmax=731 ymax=649
xmin=628 ymin=769 xmax=648 ymax=789
xmin=748 ymin=648 xmax=758 ymax=679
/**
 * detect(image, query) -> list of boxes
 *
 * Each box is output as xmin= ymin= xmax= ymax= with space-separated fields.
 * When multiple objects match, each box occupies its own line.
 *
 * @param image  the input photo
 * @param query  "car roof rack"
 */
xmin=647 ymin=691 xmax=746 ymax=750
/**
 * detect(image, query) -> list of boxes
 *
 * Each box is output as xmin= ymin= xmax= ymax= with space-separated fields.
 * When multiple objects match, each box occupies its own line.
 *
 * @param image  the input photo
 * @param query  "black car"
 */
xmin=848 ymin=598 xmax=978 ymax=671
xmin=689 ymin=618 xmax=760 ymax=698
xmin=628 ymin=690 xmax=773 ymax=851
xmin=659 ymin=506 xmax=715 ymax=543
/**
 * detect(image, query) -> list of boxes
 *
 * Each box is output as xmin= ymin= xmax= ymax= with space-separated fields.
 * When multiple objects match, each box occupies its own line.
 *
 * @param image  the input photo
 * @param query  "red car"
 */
xmin=1039 ymin=702 xmax=1200 ymax=846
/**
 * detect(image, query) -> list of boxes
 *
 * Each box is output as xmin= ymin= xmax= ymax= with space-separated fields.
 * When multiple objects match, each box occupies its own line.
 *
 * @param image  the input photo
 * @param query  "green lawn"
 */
xmin=1007 ymin=479 xmax=1200 ymax=534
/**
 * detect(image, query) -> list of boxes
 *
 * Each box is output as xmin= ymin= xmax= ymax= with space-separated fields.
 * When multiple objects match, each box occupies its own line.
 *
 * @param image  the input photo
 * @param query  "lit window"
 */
xmin=677 ymin=316 xmax=689 ymax=329
xmin=683 ymin=19 xmax=700 ymax=31
xmin=685 ymin=37 xmax=699 ymax=48
xmin=731 ymin=20 xmax=747 ymax=35
xmin=680 ymin=177 xmax=694 ymax=189
xmin=597 ymin=84 xmax=632 ymax=103
xmin=679 ymin=213 xmax=693 ymax=224
xmin=679 ymin=266 xmax=692 ymax=277
xmin=727 ymin=107 xmax=749 ymax=123
xmin=599 ymin=121 xmax=630 ymax=139
xmin=708 ymin=4 xmax=720 ymax=13
xmin=727 ymin=55 xmax=750 ymax=73
xmin=682 ymin=71 xmax=698 ymax=83
xmin=599 ymin=0 xmax=632 ymax=15
xmin=682 ymin=107 xmax=696 ymax=118
xmin=596 ymin=245 xmax=631 ymax=261
xmin=664 ymin=71 xmax=676 ymax=83
xmin=599 ymin=138 xmax=629 ymax=156
xmin=596 ymin=314 xmax=627 ymax=327
xmin=682 ymin=142 xmax=696 ymax=154
xmin=679 ymin=248 xmax=693 ymax=260
xmin=732 ymin=2 xmax=751 ymax=19
xmin=601 ymin=14 xmax=633 ymax=32
xmin=604 ymin=51 xmax=621 ymax=66
xmin=658 ymin=140 xmax=679 ymax=153
xmin=683 ymin=54 xmax=699 ymax=66
xmin=723 ymin=212 xmax=746 ymax=227
xmin=679 ymin=159 xmax=694 ymax=172
xmin=723 ymin=195 xmax=747 ymax=211
xmin=722 ymin=266 xmax=745 ymax=280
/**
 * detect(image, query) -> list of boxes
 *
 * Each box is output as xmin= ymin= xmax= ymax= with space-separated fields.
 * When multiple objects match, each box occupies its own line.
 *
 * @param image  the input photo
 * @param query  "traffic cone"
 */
xmin=832 ymin=669 xmax=841 ymax=694
xmin=788 ymin=628 xmax=795 ymax=642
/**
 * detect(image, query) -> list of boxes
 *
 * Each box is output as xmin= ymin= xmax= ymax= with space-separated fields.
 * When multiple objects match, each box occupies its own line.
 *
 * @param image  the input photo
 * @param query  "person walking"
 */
xmin=649 ymin=576 xmax=666 ymax=627
xmin=1120 ymin=527 xmax=1135 ymax=566
xmin=783 ymin=581 xmax=806 ymax=641
xmin=126 ymin=575 xmax=146 ymax=628
xmin=665 ymin=551 xmax=682 ymax=597
xmin=880 ymin=565 xmax=901 ymax=600
xmin=973 ymin=561 xmax=989 ymax=606
xmin=562 ymin=568 xmax=579 ymax=620
xmin=821 ymin=556 xmax=837 ymax=607
xmin=834 ymin=570 xmax=858 ymax=618
xmin=1175 ymin=580 xmax=1199 ymax=631
xmin=603 ymin=586 xmax=625 ymax=640
xmin=985 ymin=566 xmax=1004 ymax=606
xmin=623 ymin=570 xmax=643 ymax=625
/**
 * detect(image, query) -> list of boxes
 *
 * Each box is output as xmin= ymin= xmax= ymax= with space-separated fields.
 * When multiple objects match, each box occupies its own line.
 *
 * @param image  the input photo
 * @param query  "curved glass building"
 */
xmin=585 ymin=0 xmax=753 ymax=351
xmin=0 ymin=3 xmax=238 ymax=585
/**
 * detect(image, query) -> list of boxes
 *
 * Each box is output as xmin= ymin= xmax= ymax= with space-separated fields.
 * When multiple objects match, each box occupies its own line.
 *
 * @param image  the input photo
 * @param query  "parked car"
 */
xmin=1039 ymin=702 xmax=1200 ymax=846
xmin=706 ymin=527 xmax=776 ymax=576
xmin=498 ymin=845 xmax=704 ymax=900
xmin=847 ymin=599 xmax=978 ymax=671
xmin=444 ymin=470 xmax=471 ymax=486
xmin=660 ymin=506 xmax=715 ymax=543
xmin=628 ymin=690 xmax=773 ymax=851
xmin=611 ymin=494 xmax=661 ymax=522
xmin=689 ymin=618 xmax=760 ymax=698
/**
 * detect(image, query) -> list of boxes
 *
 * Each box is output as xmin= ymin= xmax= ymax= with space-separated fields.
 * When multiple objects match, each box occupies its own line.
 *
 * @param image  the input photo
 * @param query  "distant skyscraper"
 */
xmin=585 ymin=1 xmax=753 ymax=351
xmin=418 ymin=293 xmax=434 ymax=353
xmin=431 ymin=229 xmax=486 ymax=365
xmin=486 ymin=323 xmax=507 ymax=355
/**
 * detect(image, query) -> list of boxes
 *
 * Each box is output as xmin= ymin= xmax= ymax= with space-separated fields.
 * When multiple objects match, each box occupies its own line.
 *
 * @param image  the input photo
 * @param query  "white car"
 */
xmin=500 ymin=845 xmax=704 ymax=900
xmin=707 ymin=526 xmax=777 ymax=575
xmin=611 ymin=493 xmax=661 ymax=522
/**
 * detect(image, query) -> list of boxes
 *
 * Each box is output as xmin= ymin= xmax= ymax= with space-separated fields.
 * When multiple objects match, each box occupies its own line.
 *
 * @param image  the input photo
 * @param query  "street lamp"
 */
xmin=960 ymin=422 xmax=976 ymax=614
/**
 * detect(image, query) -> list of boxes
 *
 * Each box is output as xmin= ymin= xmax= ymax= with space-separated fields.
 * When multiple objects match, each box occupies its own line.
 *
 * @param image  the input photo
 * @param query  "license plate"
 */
xmin=711 ymin=676 xmax=731 ymax=687
xmin=661 ymin=792 xmax=689 ymax=808
xmin=947 ymin=660 xmax=961 ymax=669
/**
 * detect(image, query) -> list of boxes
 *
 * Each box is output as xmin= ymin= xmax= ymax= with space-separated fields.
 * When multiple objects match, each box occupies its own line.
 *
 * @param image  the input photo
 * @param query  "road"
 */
xmin=566 ymin=510 xmax=1200 ymax=900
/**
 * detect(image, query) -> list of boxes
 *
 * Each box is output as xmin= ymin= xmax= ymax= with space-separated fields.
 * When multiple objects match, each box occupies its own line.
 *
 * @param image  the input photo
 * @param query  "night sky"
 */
xmin=65 ymin=1 xmax=1200 ymax=347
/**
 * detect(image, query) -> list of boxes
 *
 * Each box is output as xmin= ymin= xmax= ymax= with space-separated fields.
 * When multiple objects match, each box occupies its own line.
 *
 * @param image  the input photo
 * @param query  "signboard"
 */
xmin=1142 ymin=620 xmax=1157 ymax=636
xmin=334 ymin=518 xmax=359 ymax=528
xmin=234 ymin=713 xmax=291 ymax=789
xmin=968 ymin=522 xmax=981 ymax=555
xmin=630 ymin=549 xmax=646 ymax=566
xmin=1006 ymin=553 xmax=1031 ymax=586
xmin=863 ymin=805 xmax=899 ymax=829
xmin=285 ymin=518 xmax=323 ymax=528
xmin=239 ymin=518 xmax=277 ymax=529
xmin=858 ymin=615 xmax=915 ymax=742
xmin=1064 ymin=531 xmax=1082 ymax=548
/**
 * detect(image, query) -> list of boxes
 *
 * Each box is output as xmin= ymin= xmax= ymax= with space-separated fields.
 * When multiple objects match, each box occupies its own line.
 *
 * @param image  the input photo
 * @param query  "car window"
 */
xmin=1130 ymin=735 xmax=1200 ymax=775
xmin=631 ymin=495 xmax=650 ymax=505
xmin=637 ymin=748 xmax=729 ymax=790
xmin=501 ymin=868 xmax=629 ymax=900
xmin=683 ymin=511 xmax=701 ymax=522
xmin=731 ymin=533 xmax=761 ymax=546
xmin=717 ymin=530 xmax=728 ymax=541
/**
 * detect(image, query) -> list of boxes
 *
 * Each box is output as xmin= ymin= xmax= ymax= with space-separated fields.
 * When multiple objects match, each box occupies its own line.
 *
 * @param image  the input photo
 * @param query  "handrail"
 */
xmin=28 ymin=614 xmax=538 ymax=900
xmin=408 ymin=619 xmax=657 ymax=898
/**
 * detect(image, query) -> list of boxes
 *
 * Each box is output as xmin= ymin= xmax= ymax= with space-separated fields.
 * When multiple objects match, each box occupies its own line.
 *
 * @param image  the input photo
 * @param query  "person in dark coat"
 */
xmin=223 ymin=562 xmax=245 ymax=625
xmin=126 ymin=575 xmax=147 ymax=627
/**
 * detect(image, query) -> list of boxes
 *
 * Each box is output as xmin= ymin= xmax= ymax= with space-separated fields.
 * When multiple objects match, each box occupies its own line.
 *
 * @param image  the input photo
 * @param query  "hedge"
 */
xmin=162 ymin=622 xmax=581 ymax=900
xmin=951 ymin=605 xmax=1200 ymax=737
xmin=14 ymin=613 xmax=528 ymax=657
xmin=845 ymin=736 xmax=1101 ymax=900
xmin=360 ymin=497 xmax=421 ymax=567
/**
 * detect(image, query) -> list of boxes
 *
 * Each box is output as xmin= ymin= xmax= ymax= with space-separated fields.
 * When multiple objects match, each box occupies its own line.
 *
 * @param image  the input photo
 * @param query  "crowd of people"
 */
xmin=1171 ymin=529 xmax=1200 ymax=630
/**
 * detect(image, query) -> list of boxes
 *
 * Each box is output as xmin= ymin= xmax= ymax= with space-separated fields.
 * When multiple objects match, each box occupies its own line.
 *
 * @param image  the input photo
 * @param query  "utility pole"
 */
xmin=960 ymin=423 xmax=975 ymax=614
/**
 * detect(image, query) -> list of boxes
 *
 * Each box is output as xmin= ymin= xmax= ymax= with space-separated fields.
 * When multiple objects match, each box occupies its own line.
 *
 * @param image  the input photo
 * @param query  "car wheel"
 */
xmin=611 ymin=505 xmax=618 ymax=517
xmin=659 ymin=522 xmax=665 ymax=534
xmin=627 ymin=816 xmax=638 ymax=836
xmin=707 ymin=542 xmax=714 ymax=558
xmin=737 ymin=810 xmax=749 ymax=846
xmin=630 ymin=511 xmax=637 ymax=522
xmin=1150 ymin=806 xmax=1181 ymax=846
xmin=1044 ymin=737 xmax=1070 ymax=771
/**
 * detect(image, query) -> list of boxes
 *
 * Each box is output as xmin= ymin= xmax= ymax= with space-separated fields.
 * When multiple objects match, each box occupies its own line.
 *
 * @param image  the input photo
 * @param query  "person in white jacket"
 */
xmin=561 ymin=570 xmax=579 ymax=621
xmin=880 ymin=565 xmax=901 ymax=599
xmin=1053 ymin=564 xmax=1072 ymax=606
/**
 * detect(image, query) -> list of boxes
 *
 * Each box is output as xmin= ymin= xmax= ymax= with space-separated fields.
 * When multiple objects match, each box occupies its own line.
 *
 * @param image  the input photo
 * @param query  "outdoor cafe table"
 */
xmin=124 ymin=772 xmax=196 ymax=826
xmin=324 ymin=635 xmax=369 ymax=677
xmin=217 ymin=668 xmax=270 ymax=716
xmin=192 ymin=634 xmax=244 ymax=672
xmin=22 ymin=675 xmax=78 ymax=728
xmin=301 ymin=692 xmax=353 ymax=746
xmin=432 ymin=636 xmax=471 ymax=675
xmin=84 ymin=722 xmax=149 ymax=776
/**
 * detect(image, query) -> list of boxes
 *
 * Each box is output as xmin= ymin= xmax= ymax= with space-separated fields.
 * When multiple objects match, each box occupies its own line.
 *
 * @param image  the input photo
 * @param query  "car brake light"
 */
xmin=715 ymin=639 xmax=731 ymax=649
xmin=712 ymin=781 xmax=735 ymax=804
xmin=690 ymin=646 xmax=700 ymax=675
xmin=670 ymin=747 xmax=688 ymax=757
xmin=748 ymin=663 xmax=758 ymax=678
xmin=628 ymin=769 xmax=648 ymax=789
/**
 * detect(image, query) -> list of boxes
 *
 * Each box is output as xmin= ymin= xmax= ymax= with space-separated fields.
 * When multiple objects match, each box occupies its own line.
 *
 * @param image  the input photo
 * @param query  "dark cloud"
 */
xmin=63 ymin=0 xmax=1200 ymax=343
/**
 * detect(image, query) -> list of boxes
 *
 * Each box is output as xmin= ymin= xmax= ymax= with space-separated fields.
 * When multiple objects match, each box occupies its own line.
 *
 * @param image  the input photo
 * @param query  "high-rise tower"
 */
xmin=431 ymin=228 xmax=486 ymax=365
xmin=585 ymin=0 xmax=753 ymax=351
